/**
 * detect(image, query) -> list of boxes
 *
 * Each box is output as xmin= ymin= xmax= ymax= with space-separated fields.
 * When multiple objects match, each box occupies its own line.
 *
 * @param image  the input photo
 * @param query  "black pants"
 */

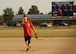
xmin=24 ymin=36 xmax=31 ymax=44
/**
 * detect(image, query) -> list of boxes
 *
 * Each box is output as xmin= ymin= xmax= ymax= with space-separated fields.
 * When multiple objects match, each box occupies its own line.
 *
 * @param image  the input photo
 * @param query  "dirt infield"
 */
xmin=0 ymin=37 xmax=76 ymax=54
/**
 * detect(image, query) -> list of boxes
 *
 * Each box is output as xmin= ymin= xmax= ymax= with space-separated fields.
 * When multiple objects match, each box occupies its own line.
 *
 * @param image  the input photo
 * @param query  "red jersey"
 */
xmin=21 ymin=21 xmax=34 ymax=36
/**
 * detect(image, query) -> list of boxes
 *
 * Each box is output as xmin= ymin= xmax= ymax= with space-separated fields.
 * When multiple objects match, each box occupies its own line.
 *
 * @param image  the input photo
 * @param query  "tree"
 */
xmin=0 ymin=16 xmax=3 ymax=21
xmin=28 ymin=5 xmax=40 ymax=14
xmin=3 ymin=7 xmax=14 ymax=23
xmin=40 ymin=13 xmax=43 ymax=14
xmin=73 ymin=5 xmax=76 ymax=13
xmin=18 ymin=7 xmax=24 ymax=15
xmin=0 ymin=16 xmax=4 ymax=25
xmin=48 ymin=12 xmax=52 ymax=14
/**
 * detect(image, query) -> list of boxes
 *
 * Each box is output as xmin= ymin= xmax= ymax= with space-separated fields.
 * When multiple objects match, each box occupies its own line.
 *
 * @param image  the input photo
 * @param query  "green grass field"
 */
xmin=0 ymin=27 xmax=76 ymax=38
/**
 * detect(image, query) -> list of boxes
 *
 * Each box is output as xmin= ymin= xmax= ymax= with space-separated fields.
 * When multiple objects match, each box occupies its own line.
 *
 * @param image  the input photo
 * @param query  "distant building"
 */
xmin=12 ymin=14 xmax=76 ymax=25
xmin=13 ymin=14 xmax=76 ymax=21
xmin=13 ymin=14 xmax=52 ymax=21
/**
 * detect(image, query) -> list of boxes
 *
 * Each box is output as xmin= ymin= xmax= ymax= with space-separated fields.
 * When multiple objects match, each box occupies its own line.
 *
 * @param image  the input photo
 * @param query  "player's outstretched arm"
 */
xmin=32 ymin=26 xmax=38 ymax=39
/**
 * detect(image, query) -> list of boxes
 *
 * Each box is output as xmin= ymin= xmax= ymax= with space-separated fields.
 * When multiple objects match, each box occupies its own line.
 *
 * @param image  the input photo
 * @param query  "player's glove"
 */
xmin=35 ymin=33 xmax=38 ymax=39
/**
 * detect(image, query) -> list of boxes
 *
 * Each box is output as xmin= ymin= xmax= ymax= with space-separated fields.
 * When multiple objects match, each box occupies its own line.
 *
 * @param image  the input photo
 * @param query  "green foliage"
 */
xmin=3 ymin=7 xmax=14 ymax=22
xmin=0 ymin=16 xmax=3 ymax=20
xmin=18 ymin=7 xmax=24 ymax=15
xmin=73 ymin=5 xmax=76 ymax=13
xmin=48 ymin=12 xmax=52 ymax=14
xmin=28 ymin=5 xmax=40 ymax=14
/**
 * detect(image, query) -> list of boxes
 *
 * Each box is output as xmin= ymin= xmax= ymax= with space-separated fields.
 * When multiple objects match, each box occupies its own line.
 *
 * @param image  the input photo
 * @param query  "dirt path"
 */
xmin=0 ymin=37 xmax=76 ymax=54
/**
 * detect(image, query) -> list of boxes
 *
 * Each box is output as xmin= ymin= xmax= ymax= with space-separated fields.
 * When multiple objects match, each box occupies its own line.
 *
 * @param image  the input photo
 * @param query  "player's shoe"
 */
xmin=25 ymin=46 xmax=31 ymax=52
xmin=26 ymin=48 xmax=29 ymax=52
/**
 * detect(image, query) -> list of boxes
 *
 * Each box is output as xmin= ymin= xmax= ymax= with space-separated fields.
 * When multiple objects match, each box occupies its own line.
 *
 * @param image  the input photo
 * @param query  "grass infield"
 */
xmin=0 ymin=27 xmax=76 ymax=38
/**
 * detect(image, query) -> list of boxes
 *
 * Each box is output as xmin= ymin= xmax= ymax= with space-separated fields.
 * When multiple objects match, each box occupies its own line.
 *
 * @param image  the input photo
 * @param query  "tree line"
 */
xmin=0 ymin=5 xmax=76 ymax=23
xmin=2 ymin=5 xmax=50 ymax=23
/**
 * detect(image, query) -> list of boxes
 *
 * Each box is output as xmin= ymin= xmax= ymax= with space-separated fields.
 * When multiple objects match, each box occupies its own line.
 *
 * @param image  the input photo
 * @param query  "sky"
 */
xmin=0 ymin=0 xmax=76 ymax=15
